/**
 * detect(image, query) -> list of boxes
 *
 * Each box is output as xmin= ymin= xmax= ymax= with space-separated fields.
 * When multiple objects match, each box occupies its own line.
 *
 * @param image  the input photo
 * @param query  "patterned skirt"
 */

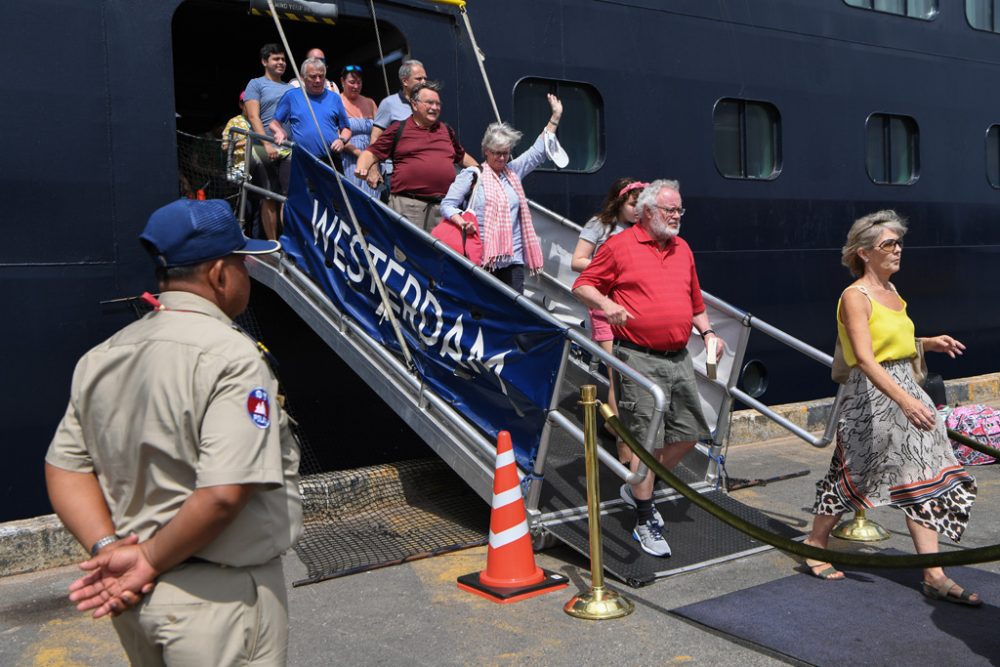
xmin=813 ymin=359 xmax=976 ymax=542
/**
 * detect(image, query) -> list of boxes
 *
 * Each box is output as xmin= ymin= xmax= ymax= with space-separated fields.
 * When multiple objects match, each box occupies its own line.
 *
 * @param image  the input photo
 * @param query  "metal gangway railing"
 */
xmin=228 ymin=127 xmax=845 ymax=533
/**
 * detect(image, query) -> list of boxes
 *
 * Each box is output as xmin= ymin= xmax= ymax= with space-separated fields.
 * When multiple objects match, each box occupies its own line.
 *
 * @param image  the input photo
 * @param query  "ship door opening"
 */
xmin=170 ymin=0 xmax=425 ymax=474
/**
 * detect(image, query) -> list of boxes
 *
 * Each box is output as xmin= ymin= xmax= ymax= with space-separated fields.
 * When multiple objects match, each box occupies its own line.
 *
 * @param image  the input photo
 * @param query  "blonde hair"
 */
xmin=841 ymin=209 xmax=908 ymax=276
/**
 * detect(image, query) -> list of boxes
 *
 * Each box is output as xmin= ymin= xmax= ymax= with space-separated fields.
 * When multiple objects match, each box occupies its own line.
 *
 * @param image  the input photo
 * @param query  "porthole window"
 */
xmin=844 ymin=0 xmax=938 ymax=19
xmin=712 ymin=98 xmax=781 ymax=180
xmin=986 ymin=125 xmax=1000 ymax=187
xmin=865 ymin=113 xmax=919 ymax=185
xmin=512 ymin=78 xmax=603 ymax=172
xmin=967 ymin=0 xmax=1000 ymax=32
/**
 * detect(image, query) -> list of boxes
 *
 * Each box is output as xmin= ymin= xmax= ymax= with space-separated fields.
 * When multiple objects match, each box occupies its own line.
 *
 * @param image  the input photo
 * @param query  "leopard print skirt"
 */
xmin=812 ymin=359 xmax=976 ymax=542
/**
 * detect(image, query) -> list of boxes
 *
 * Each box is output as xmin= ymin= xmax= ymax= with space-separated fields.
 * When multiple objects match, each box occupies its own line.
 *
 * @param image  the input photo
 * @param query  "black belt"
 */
xmin=616 ymin=339 xmax=685 ymax=358
xmin=395 ymin=192 xmax=443 ymax=204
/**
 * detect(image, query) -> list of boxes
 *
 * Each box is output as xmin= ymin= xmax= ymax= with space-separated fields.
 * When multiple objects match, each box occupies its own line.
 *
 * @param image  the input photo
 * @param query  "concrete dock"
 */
xmin=4 ymin=404 xmax=1000 ymax=666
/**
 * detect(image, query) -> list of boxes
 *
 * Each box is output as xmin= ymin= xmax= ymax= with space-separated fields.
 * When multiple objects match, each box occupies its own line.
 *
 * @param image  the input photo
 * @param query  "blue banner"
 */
xmin=280 ymin=152 xmax=566 ymax=470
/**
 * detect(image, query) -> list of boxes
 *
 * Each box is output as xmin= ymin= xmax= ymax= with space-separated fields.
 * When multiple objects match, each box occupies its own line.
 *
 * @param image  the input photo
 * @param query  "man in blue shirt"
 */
xmin=271 ymin=57 xmax=351 ymax=171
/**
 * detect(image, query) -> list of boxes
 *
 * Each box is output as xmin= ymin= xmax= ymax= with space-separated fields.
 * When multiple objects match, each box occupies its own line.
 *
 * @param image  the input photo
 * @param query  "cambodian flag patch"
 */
xmin=247 ymin=387 xmax=271 ymax=428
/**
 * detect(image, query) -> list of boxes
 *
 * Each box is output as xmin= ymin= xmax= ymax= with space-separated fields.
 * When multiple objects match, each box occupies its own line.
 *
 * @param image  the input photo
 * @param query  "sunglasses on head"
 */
xmin=342 ymin=65 xmax=362 ymax=75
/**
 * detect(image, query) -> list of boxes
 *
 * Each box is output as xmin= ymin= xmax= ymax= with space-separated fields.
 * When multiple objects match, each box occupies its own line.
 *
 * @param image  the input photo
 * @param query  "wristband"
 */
xmin=701 ymin=329 xmax=716 ymax=338
xmin=90 ymin=534 xmax=119 ymax=555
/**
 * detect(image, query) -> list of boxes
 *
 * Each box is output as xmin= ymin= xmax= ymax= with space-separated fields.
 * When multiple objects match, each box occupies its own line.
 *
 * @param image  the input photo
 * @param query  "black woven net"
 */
xmin=176 ymin=129 xmax=242 ymax=204
xmin=293 ymin=459 xmax=489 ymax=586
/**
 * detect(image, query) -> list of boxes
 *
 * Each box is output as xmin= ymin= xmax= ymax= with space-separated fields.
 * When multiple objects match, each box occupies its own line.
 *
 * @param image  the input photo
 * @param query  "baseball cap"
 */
xmin=140 ymin=199 xmax=281 ymax=268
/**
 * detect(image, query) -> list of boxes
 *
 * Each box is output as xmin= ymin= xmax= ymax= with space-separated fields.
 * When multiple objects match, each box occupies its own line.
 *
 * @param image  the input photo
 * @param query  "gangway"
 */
xmin=235 ymin=133 xmax=840 ymax=585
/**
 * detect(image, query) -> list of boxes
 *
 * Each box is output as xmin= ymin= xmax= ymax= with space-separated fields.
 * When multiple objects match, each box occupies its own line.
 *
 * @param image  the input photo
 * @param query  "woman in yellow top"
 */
xmin=803 ymin=210 xmax=980 ymax=607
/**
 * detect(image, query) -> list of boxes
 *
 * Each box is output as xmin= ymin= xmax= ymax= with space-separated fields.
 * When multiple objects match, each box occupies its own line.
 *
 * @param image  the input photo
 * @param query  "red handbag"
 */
xmin=432 ymin=212 xmax=483 ymax=265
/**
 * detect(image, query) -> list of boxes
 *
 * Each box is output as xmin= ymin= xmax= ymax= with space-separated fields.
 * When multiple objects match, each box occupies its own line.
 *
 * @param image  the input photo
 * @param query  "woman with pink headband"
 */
xmin=572 ymin=177 xmax=647 ymax=464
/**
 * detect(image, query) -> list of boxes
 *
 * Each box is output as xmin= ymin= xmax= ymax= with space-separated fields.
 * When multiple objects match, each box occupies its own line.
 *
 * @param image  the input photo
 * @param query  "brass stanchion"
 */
xmin=832 ymin=508 xmax=890 ymax=542
xmin=564 ymin=385 xmax=634 ymax=620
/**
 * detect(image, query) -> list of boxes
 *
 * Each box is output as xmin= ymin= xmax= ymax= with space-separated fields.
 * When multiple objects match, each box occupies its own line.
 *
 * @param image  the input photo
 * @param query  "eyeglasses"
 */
xmin=486 ymin=149 xmax=511 ymax=159
xmin=342 ymin=65 xmax=362 ymax=74
xmin=654 ymin=205 xmax=685 ymax=218
xmin=875 ymin=238 xmax=903 ymax=252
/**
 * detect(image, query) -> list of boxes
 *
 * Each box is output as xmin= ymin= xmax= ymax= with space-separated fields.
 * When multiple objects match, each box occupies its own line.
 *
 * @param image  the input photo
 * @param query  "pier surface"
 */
xmin=5 ymin=414 xmax=1000 ymax=666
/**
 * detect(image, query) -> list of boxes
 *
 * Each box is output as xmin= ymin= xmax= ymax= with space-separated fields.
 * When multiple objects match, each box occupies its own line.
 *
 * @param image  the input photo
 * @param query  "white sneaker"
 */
xmin=632 ymin=519 xmax=671 ymax=557
xmin=619 ymin=484 xmax=664 ymax=530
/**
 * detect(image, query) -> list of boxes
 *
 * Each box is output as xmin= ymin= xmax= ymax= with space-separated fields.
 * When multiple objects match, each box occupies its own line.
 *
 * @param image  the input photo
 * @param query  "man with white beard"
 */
xmin=573 ymin=179 xmax=722 ymax=557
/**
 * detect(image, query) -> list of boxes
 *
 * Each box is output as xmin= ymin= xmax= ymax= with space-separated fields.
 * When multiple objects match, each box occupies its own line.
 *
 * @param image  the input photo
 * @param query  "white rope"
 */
xmin=265 ymin=0 xmax=415 ymax=369
xmin=460 ymin=7 xmax=501 ymax=124
xmin=367 ymin=0 xmax=392 ymax=99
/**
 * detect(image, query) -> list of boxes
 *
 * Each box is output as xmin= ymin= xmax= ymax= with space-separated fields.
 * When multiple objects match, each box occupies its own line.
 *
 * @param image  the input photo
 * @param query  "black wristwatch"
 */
xmin=701 ymin=329 xmax=716 ymax=338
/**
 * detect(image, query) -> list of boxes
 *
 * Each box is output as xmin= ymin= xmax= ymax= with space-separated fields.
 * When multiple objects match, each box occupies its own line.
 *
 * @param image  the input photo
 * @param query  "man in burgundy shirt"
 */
xmin=573 ymin=179 xmax=722 ymax=557
xmin=355 ymin=81 xmax=478 ymax=231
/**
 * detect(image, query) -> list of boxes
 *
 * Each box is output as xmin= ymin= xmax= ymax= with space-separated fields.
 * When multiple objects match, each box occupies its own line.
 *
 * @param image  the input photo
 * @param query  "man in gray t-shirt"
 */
xmin=367 ymin=59 xmax=427 ymax=189
xmin=243 ymin=43 xmax=291 ymax=241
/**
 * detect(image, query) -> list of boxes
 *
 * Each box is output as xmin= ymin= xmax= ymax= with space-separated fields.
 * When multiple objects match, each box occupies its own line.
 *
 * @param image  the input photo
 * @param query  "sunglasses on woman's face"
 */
xmin=875 ymin=238 xmax=903 ymax=252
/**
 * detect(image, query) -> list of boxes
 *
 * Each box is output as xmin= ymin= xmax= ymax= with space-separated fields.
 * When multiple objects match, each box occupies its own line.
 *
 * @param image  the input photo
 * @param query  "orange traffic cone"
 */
xmin=457 ymin=431 xmax=567 ymax=604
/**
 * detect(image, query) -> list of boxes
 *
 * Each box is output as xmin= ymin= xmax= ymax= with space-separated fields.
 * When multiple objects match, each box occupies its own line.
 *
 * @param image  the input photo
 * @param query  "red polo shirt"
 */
xmin=573 ymin=224 xmax=705 ymax=350
xmin=366 ymin=117 xmax=466 ymax=198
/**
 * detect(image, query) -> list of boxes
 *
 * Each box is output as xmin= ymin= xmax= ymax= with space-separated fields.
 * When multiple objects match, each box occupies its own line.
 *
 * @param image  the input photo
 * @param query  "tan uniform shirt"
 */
xmin=46 ymin=291 xmax=302 ymax=567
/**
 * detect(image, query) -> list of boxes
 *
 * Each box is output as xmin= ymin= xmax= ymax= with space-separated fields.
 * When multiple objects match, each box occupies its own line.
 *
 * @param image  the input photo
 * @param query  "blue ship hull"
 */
xmin=4 ymin=0 xmax=998 ymax=520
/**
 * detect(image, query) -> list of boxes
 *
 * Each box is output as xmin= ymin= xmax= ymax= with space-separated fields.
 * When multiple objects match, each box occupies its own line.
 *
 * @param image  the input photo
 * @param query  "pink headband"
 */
xmin=618 ymin=181 xmax=649 ymax=198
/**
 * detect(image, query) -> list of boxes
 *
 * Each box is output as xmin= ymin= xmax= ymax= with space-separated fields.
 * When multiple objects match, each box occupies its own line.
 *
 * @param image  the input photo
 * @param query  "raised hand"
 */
xmin=547 ymin=94 xmax=563 ymax=122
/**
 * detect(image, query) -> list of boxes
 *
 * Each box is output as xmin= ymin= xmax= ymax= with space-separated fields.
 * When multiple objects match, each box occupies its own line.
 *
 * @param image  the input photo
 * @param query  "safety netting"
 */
xmin=293 ymin=459 xmax=489 ymax=586
xmin=175 ymin=129 xmax=241 ymax=203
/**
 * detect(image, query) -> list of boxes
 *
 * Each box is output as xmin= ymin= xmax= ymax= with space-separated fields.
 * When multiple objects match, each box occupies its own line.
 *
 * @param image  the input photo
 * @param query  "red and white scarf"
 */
xmin=480 ymin=166 xmax=544 ymax=273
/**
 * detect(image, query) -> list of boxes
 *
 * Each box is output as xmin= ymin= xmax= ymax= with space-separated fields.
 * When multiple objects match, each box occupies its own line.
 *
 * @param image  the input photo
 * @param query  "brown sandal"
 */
xmin=921 ymin=577 xmax=983 ymax=607
xmin=805 ymin=559 xmax=844 ymax=580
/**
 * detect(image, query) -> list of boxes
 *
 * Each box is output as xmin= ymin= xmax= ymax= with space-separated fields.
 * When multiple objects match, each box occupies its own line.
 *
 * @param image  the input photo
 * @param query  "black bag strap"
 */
xmin=390 ymin=119 xmax=456 ymax=160
xmin=388 ymin=118 xmax=407 ymax=160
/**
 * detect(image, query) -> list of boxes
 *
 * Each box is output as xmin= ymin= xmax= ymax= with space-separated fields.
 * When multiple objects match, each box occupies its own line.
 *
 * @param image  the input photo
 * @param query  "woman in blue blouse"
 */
xmin=440 ymin=94 xmax=563 ymax=292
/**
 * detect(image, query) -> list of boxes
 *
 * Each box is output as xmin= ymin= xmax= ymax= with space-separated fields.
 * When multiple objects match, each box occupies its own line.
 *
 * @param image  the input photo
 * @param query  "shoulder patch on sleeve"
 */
xmin=247 ymin=387 xmax=271 ymax=429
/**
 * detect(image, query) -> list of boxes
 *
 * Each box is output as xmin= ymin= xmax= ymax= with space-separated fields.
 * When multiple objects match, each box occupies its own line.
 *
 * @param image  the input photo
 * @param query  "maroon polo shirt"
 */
xmin=573 ymin=224 xmax=706 ymax=350
xmin=366 ymin=117 xmax=465 ymax=198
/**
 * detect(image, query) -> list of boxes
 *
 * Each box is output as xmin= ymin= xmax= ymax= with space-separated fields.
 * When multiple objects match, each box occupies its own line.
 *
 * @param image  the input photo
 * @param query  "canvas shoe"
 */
xmin=632 ymin=519 xmax=671 ymax=557
xmin=619 ymin=484 xmax=664 ymax=530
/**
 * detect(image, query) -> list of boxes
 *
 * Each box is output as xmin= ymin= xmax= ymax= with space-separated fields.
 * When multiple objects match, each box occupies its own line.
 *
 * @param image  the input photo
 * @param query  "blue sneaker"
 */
xmin=632 ymin=519 xmax=671 ymax=557
xmin=620 ymin=484 xmax=664 ymax=530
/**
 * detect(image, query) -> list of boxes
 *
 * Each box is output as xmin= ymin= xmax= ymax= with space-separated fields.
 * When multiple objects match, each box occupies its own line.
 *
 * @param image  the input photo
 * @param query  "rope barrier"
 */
xmin=947 ymin=428 xmax=1000 ymax=460
xmin=605 ymin=413 xmax=1000 ymax=569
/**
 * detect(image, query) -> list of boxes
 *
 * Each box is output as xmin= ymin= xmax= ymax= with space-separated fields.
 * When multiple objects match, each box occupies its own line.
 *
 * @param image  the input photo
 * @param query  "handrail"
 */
xmin=240 ymin=146 xmax=672 ymax=506
xmin=526 ymin=199 xmax=844 ymax=451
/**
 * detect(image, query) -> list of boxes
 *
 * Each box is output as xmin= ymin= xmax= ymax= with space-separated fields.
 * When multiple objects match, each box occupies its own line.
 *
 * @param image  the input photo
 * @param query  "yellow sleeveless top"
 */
xmin=836 ymin=284 xmax=917 ymax=366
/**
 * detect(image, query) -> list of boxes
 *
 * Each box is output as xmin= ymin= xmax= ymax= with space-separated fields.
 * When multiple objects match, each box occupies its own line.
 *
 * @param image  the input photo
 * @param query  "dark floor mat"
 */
xmin=545 ymin=488 xmax=802 ymax=587
xmin=293 ymin=459 xmax=489 ymax=586
xmin=672 ymin=557 xmax=1000 ymax=665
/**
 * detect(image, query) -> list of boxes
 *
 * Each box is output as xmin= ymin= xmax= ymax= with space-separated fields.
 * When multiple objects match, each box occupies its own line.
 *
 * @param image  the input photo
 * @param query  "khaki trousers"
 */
xmin=388 ymin=194 xmax=441 ymax=232
xmin=111 ymin=557 xmax=288 ymax=666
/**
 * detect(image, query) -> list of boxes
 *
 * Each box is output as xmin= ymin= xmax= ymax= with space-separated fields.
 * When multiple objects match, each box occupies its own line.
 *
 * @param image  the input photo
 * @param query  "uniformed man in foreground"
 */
xmin=45 ymin=198 xmax=302 ymax=665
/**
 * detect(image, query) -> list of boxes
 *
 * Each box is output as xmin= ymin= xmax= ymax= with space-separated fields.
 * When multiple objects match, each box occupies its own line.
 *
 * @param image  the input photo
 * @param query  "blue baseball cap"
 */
xmin=140 ymin=199 xmax=281 ymax=268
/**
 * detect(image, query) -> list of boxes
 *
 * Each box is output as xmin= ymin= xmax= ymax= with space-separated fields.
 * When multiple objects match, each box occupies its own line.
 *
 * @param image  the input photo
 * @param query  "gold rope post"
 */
xmin=832 ymin=508 xmax=890 ymax=542
xmin=564 ymin=385 xmax=634 ymax=620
